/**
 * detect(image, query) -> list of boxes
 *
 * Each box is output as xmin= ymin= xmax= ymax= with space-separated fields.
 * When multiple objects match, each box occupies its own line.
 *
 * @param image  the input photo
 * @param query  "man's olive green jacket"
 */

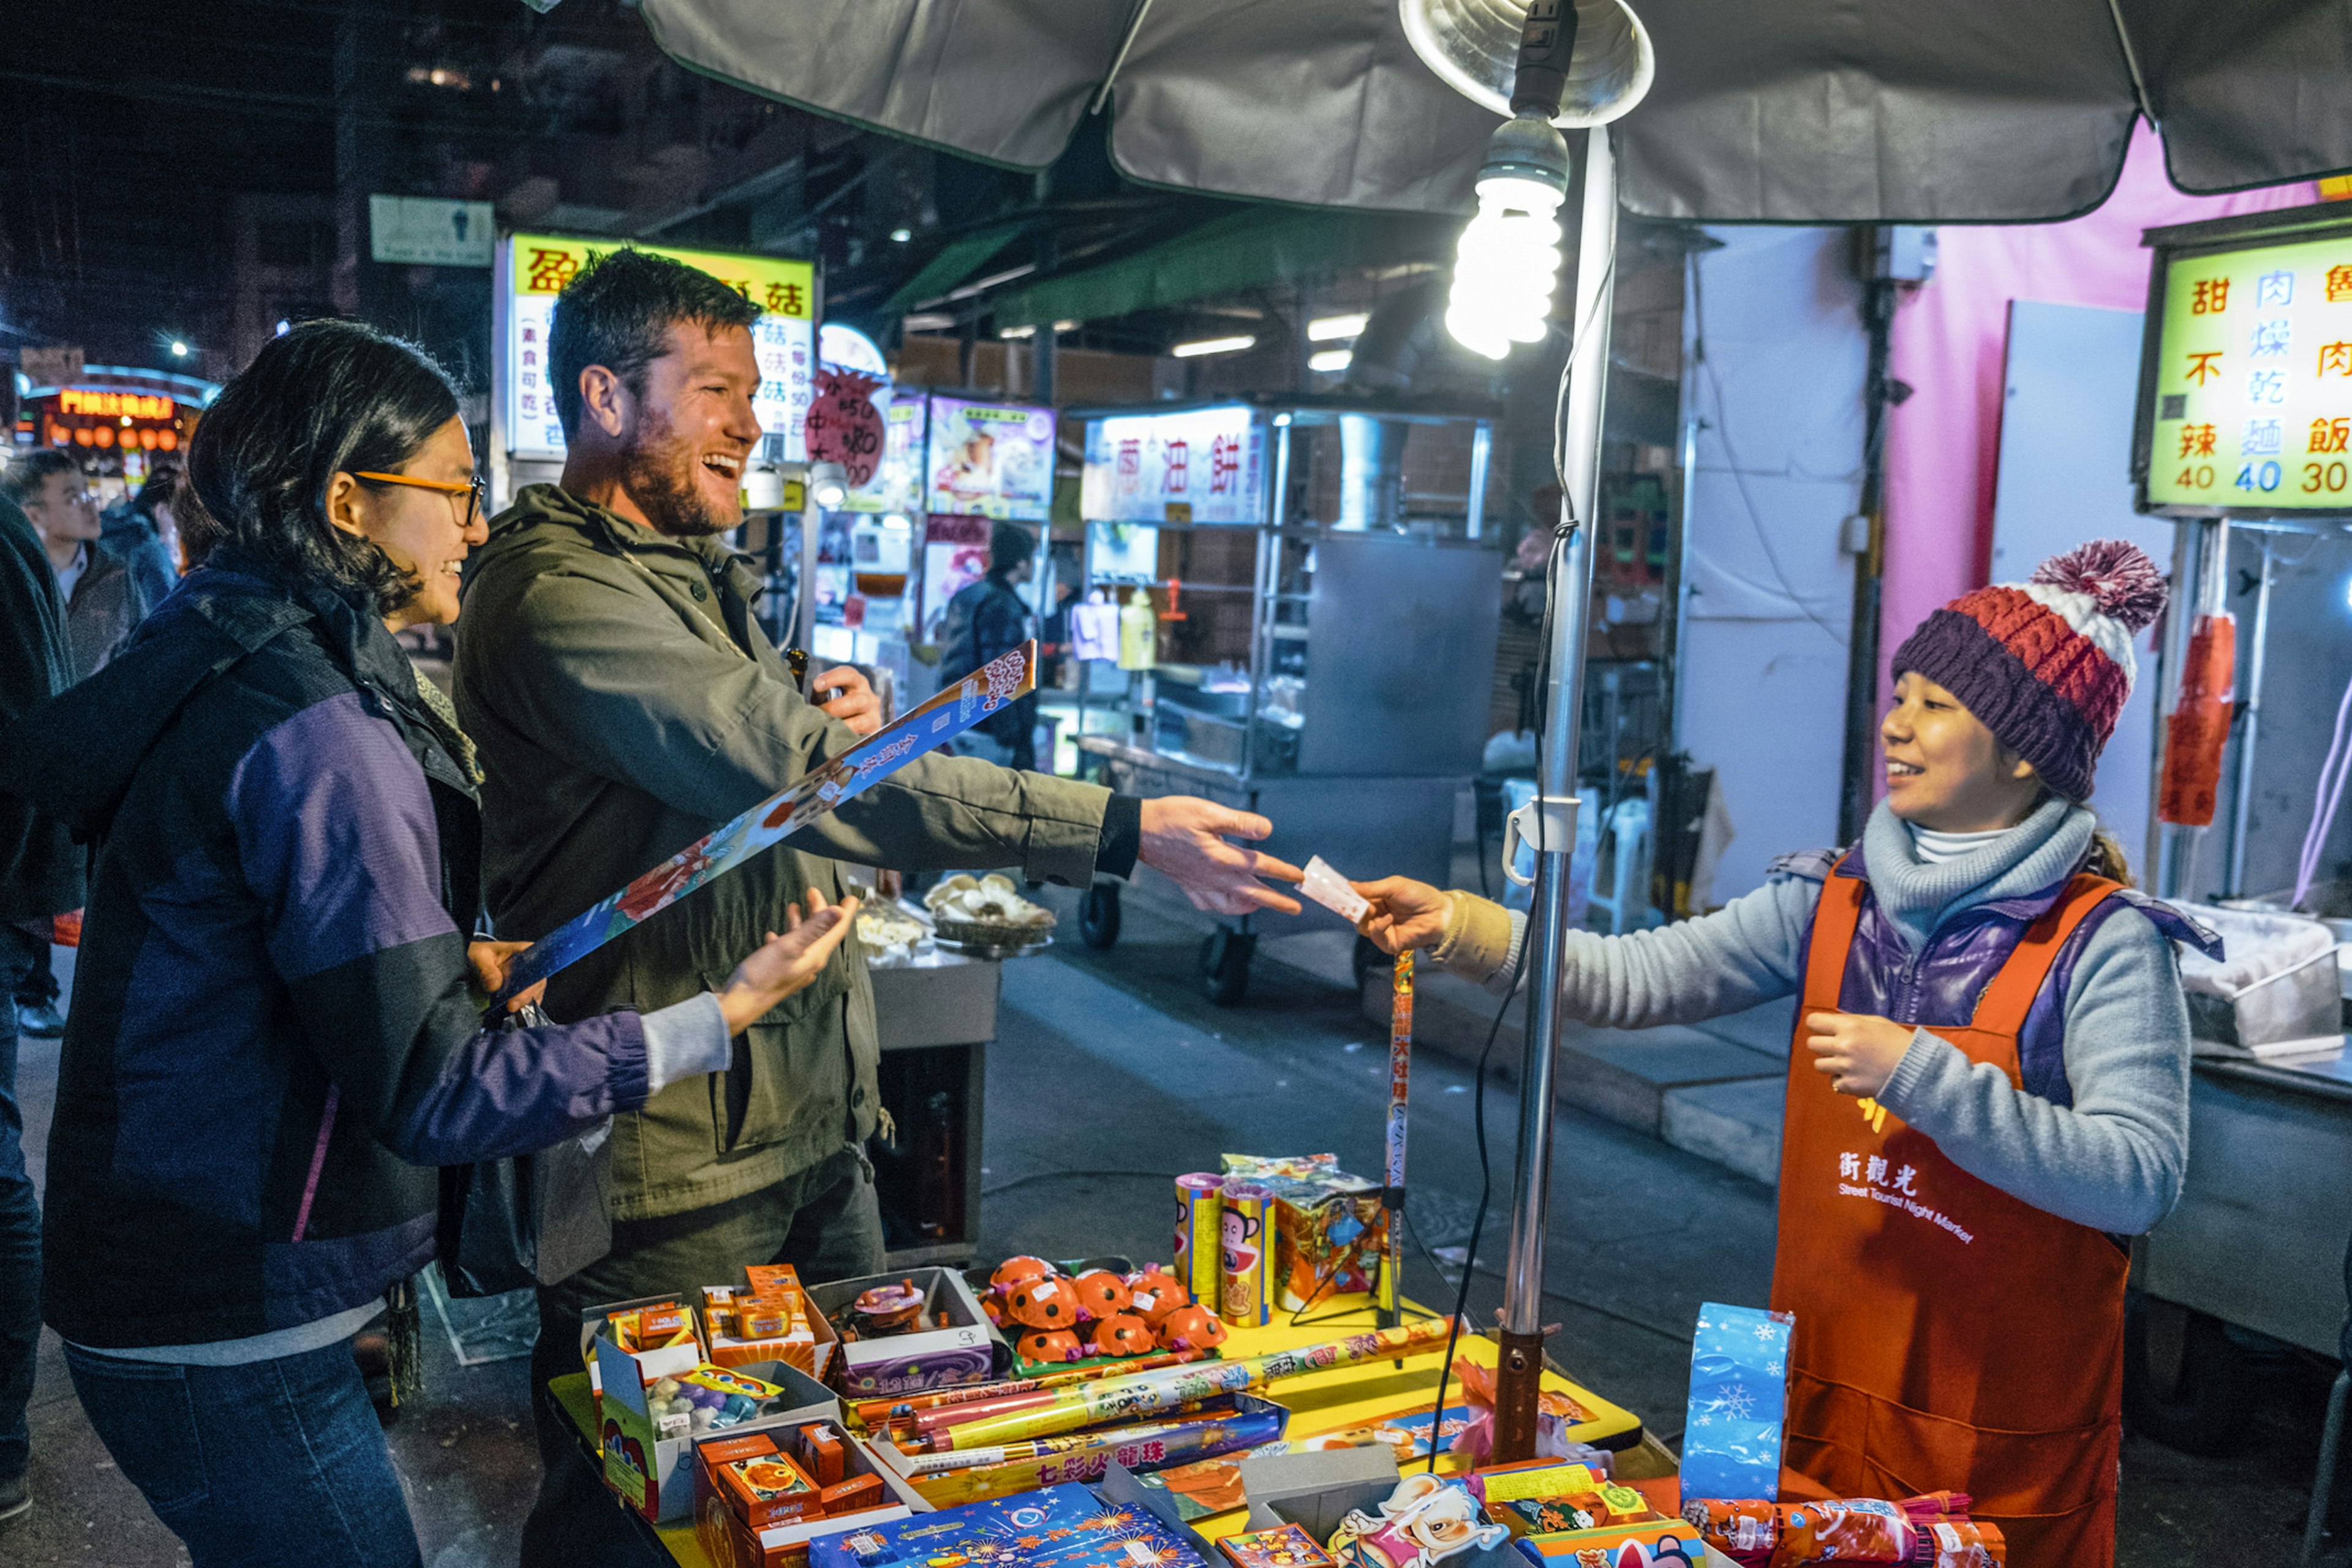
xmin=454 ymin=484 xmax=1117 ymax=1220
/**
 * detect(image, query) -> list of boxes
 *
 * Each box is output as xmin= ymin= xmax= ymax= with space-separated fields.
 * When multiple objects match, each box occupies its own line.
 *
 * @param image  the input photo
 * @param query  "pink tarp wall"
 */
xmin=1875 ymin=123 xmax=2317 ymax=797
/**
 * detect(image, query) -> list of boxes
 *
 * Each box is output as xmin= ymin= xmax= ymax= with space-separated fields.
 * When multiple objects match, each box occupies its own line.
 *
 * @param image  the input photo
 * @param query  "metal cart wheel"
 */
xmin=1199 ymin=928 xmax=1255 ymax=1006
xmin=2122 ymin=1292 xmax=2250 ymax=1455
xmin=1080 ymin=882 xmax=1122 ymax=949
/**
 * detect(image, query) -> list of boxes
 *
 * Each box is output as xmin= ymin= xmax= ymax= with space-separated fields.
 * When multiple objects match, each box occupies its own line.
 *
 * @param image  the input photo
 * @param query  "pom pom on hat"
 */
xmin=2029 ymin=538 xmax=2167 ymax=636
xmin=1890 ymin=538 xmax=2169 ymax=802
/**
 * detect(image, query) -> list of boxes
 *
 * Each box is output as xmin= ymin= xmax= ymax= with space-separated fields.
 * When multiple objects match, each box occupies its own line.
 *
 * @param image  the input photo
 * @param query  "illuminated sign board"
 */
xmin=925 ymin=396 xmax=1055 ymax=521
xmin=2137 ymin=205 xmax=2352 ymax=514
xmin=499 ymin=232 xmax=815 ymax=462
xmin=1080 ymin=405 xmax=1262 ymax=524
xmin=58 ymin=390 xmax=176 ymax=420
xmin=838 ymin=388 xmax=927 ymax=515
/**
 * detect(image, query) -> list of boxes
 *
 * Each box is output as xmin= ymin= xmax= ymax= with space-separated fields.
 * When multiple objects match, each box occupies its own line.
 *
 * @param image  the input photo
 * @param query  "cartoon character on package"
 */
xmin=1327 ymin=1474 xmax=1509 ymax=1568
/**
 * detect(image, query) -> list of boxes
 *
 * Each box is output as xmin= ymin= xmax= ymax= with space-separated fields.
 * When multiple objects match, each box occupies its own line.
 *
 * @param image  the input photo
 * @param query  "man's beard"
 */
xmin=622 ymin=413 xmax=734 ymax=538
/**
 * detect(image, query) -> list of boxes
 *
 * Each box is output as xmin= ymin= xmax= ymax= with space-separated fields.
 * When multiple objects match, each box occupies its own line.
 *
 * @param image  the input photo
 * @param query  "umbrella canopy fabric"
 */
xmin=639 ymin=0 xmax=2352 ymax=223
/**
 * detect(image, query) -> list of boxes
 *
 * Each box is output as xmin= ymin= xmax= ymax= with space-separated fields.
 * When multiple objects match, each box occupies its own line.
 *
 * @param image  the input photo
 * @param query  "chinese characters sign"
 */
xmin=1080 ymin=405 xmax=1264 ymax=524
xmin=836 ymin=387 xmax=928 ymax=514
xmin=2147 ymin=231 xmax=2352 ymax=510
xmin=925 ymin=396 xmax=1055 ymax=521
xmin=500 ymin=232 xmax=814 ymax=463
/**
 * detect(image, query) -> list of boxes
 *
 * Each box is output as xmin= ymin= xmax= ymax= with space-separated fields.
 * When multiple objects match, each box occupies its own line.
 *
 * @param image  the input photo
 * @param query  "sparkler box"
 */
xmin=807 ymin=1267 xmax=1006 ymax=1398
xmin=814 ymin=1471 xmax=1217 ymax=1568
xmin=694 ymin=1419 xmax=933 ymax=1568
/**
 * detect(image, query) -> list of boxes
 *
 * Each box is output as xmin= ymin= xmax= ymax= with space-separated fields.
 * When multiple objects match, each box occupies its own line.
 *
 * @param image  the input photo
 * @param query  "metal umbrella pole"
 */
xmin=1490 ymin=125 xmax=1617 ymax=1463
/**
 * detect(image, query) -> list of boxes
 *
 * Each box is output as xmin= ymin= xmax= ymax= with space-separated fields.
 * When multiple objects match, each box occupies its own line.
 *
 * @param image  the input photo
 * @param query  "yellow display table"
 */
xmin=556 ymin=1302 xmax=1663 ymax=1567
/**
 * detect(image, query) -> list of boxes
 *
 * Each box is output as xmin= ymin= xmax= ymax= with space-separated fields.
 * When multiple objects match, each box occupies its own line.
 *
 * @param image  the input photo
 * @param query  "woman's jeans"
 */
xmin=64 ymin=1337 xmax=422 ymax=1568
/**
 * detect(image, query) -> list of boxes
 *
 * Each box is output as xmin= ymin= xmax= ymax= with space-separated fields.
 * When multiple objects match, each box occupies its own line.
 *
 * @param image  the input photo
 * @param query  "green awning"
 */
xmin=992 ymin=207 xmax=1450 ymax=329
xmin=878 ymin=220 xmax=1031 ymax=319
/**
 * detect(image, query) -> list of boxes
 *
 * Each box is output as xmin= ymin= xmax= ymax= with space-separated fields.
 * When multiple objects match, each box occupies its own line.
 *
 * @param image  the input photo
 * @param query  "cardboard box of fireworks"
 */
xmin=693 ymin=1414 xmax=935 ymax=1568
xmin=582 ymin=1276 xmax=850 ymax=1525
xmin=581 ymin=1272 xmax=839 ymax=1421
xmin=805 ymin=1267 xmax=1008 ymax=1400
xmin=1235 ymin=1448 xmax=1711 ymax=1568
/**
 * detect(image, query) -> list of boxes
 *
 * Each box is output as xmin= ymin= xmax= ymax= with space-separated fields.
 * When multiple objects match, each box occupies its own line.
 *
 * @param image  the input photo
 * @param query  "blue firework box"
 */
xmin=815 ymin=1476 xmax=1213 ymax=1568
xmin=1678 ymin=1302 xmax=1792 ymax=1504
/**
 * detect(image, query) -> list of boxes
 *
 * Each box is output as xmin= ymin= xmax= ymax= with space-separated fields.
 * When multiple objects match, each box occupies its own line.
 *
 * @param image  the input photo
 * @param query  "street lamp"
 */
xmin=170 ymin=340 xmax=190 ymax=358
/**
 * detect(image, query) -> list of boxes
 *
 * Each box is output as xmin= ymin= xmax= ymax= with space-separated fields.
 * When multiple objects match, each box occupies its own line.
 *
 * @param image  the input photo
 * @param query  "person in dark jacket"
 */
xmin=0 ymin=320 xmax=858 ymax=1568
xmin=940 ymin=519 xmax=1040 ymax=769
xmin=0 ymin=487 xmax=83 ymax=1528
xmin=99 ymin=459 xmax=183 ymax=611
xmin=8 ymin=449 xmax=150 ymax=679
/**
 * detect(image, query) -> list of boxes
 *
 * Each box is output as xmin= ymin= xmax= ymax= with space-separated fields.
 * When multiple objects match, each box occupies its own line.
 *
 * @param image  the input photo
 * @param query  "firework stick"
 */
xmin=902 ymin=1406 xmax=1289 ymax=1508
xmin=943 ymin=1318 xmax=1457 ymax=1450
xmin=918 ymin=1398 xmax=1226 ymax=1459
xmin=853 ymin=1350 xmax=1204 ymax=1429
xmin=1381 ymin=951 xmax=1414 ymax=1329
xmin=490 ymin=640 xmax=1038 ymax=1004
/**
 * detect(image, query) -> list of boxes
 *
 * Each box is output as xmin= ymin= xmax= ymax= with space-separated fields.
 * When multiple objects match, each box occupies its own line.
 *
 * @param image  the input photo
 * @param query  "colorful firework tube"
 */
xmin=1175 ymin=1172 xmax=1224 ymax=1306
xmin=1219 ymin=1182 xmax=1273 ymax=1327
xmin=853 ymin=1351 xmax=1203 ymax=1429
xmin=1381 ymin=951 xmax=1414 ymax=1328
xmin=489 ymin=641 xmax=1037 ymax=1005
xmin=902 ymin=1404 xmax=1287 ymax=1507
xmin=921 ymin=1398 xmax=1224 ymax=1455
xmin=908 ymin=1365 xmax=1212 ymax=1436
xmin=941 ymin=1318 xmax=1457 ymax=1450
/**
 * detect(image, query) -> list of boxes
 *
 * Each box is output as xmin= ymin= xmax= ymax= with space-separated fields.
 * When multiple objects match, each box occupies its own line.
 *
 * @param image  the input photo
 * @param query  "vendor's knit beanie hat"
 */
xmin=1890 ymin=539 xmax=2167 ymax=801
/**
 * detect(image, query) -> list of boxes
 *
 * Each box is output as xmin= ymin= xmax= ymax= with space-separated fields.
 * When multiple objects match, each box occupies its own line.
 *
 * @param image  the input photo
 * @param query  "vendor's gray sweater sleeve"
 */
xmin=1482 ymin=876 xmax=1818 ymax=1023
xmin=1876 ymin=907 xmax=2190 ymax=1235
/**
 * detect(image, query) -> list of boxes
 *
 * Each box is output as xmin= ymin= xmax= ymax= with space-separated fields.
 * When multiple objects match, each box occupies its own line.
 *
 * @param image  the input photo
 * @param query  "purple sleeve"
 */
xmin=229 ymin=692 xmax=651 ymax=1163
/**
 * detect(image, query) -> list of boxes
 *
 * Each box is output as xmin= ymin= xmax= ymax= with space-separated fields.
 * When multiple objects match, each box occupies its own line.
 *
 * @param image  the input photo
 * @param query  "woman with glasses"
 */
xmin=0 ymin=319 xmax=859 ymax=1567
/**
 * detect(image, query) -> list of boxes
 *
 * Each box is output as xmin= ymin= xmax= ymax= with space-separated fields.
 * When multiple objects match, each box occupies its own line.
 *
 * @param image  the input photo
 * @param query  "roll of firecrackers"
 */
xmin=1219 ymin=1182 xmax=1274 ymax=1327
xmin=939 ymin=1317 xmax=1459 ymax=1450
xmin=1176 ymin=1172 xmax=1225 ymax=1307
xmin=2159 ymin=609 xmax=2236 ymax=826
xmin=1380 ymin=951 xmax=1413 ymax=1327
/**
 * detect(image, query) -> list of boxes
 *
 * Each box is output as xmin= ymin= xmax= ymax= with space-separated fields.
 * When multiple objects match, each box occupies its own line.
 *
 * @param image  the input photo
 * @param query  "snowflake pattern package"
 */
xmin=1679 ymin=1303 xmax=1793 ymax=1505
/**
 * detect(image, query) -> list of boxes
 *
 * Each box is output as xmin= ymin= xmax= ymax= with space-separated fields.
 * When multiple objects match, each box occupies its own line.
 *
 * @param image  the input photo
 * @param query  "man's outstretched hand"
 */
xmin=1136 ymin=797 xmax=1305 ymax=916
xmin=813 ymin=665 xmax=884 ymax=736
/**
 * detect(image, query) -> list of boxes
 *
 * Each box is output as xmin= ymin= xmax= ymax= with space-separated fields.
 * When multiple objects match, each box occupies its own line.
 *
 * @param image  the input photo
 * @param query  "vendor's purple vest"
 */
xmin=1770 ymin=843 xmax=2217 ymax=1109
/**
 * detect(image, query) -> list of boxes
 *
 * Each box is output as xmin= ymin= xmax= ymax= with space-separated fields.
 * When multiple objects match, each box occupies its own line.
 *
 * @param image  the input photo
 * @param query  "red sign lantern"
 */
xmin=802 ymin=368 xmax=885 ymax=488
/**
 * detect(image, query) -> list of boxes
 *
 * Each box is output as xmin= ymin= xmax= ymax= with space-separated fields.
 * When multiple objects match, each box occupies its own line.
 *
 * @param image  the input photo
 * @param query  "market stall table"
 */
xmin=545 ymin=1302 xmax=1668 ymax=1567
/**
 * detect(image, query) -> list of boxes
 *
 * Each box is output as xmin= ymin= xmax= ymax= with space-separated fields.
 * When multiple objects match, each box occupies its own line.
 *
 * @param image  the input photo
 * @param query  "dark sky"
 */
xmin=0 ymin=0 xmax=352 ymax=368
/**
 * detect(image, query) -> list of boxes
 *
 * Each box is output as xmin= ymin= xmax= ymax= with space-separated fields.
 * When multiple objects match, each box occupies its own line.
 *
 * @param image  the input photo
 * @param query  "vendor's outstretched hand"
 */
xmin=1352 ymin=878 xmax=1453 ymax=956
xmin=813 ymin=665 xmax=884 ymax=736
xmin=1137 ymin=797 xmax=1304 ymax=916
xmin=717 ymin=891 xmax=861 ymax=1034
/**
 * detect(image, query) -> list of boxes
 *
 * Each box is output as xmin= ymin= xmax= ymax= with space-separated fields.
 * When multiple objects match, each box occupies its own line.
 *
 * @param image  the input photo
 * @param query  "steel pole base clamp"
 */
xmin=1489 ymin=1321 xmax=1559 ymax=1465
xmin=1501 ymin=794 xmax=1580 ymax=887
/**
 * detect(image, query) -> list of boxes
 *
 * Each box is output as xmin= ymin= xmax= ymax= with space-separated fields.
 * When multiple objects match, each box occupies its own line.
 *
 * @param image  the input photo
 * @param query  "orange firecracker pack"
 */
xmin=715 ymin=1440 xmax=823 ymax=1528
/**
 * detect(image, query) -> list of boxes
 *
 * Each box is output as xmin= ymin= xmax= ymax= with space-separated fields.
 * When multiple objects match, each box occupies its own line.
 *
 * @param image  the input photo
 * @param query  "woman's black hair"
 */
xmin=183 ymin=319 xmax=461 ymax=611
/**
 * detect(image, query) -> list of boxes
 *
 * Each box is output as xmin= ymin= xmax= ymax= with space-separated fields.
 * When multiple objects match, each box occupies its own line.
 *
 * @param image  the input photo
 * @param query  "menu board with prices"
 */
xmin=1080 ymin=405 xmax=1264 ymax=525
xmin=925 ymin=397 xmax=1055 ymax=521
xmin=837 ymin=388 xmax=929 ymax=514
xmin=2143 ymin=225 xmax=2352 ymax=513
xmin=502 ymin=232 xmax=815 ymax=463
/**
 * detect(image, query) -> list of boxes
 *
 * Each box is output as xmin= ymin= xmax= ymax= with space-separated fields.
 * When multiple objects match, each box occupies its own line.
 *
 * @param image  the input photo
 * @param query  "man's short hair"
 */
xmin=549 ymin=249 xmax=763 ymax=437
xmin=2 ymin=449 xmax=80 ymax=508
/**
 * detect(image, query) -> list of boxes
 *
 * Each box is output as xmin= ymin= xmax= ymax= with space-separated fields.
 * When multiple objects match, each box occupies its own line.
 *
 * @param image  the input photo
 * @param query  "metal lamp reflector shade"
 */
xmin=1400 ymin=0 xmax=1654 ymax=127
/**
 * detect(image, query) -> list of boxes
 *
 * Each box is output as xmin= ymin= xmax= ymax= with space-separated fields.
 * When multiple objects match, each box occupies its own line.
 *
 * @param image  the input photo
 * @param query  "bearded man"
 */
xmin=451 ymin=248 xmax=1301 ymax=1564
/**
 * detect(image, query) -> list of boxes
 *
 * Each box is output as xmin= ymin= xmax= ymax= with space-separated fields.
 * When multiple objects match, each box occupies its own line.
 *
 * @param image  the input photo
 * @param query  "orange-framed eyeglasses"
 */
xmin=352 ymin=470 xmax=486 ymax=528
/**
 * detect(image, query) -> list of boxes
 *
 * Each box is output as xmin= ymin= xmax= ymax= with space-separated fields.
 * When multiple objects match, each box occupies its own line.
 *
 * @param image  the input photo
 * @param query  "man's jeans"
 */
xmin=0 ymin=1028 xmax=36 ymax=1486
xmin=64 ymin=1337 xmax=423 ymax=1568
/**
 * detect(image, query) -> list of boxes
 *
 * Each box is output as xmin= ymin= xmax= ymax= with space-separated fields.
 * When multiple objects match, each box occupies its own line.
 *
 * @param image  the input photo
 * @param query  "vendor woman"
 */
xmin=1355 ymin=540 xmax=2217 ymax=1568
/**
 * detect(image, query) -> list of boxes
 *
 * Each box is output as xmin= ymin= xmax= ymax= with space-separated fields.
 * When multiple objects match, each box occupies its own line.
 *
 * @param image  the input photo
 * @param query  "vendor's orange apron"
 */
xmin=1770 ymin=864 xmax=2127 ymax=1568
